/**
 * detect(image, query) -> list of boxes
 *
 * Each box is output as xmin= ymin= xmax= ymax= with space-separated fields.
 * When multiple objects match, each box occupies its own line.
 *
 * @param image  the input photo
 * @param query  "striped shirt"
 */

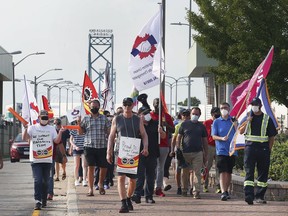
xmin=70 ymin=130 xmax=85 ymax=150
xmin=80 ymin=114 xmax=111 ymax=149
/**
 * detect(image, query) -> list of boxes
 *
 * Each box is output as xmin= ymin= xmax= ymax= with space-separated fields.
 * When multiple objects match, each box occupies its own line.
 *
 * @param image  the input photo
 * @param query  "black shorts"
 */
xmin=216 ymin=155 xmax=235 ymax=174
xmin=117 ymin=172 xmax=138 ymax=179
xmin=84 ymin=147 xmax=108 ymax=168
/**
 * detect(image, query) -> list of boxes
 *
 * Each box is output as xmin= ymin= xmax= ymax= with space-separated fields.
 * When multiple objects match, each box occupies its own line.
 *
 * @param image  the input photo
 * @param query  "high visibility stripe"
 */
xmin=245 ymin=114 xmax=269 ymax=143
xmin=257 ymin=181 xmax=268 ymax=188
xmin=244 ymin=180 xmax=255 ymax=187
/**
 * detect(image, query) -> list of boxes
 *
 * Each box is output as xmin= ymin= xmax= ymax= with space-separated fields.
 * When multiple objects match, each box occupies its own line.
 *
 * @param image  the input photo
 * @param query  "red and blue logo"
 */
xmin=131 ymin=34 xmax=157 ymax=59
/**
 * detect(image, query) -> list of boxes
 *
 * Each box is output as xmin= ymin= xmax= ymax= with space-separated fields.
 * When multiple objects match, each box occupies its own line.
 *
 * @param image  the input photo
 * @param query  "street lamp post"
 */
xmin=166 ymin=75 xmax=192 ymax=116
xmin=170 ymin=0 xmax=192 ymax=109
xmin=12 ymin=52 xmax=45 ymax=137
xmin=44 ymin=81 xmax=72 ymax=117
xmin=34 ymin=68 xmax=62 ymax=100
xmin=56 ymin=83 xmax=73 ymax=116
xmin=165 ymin=81 xmax=176 ymax=114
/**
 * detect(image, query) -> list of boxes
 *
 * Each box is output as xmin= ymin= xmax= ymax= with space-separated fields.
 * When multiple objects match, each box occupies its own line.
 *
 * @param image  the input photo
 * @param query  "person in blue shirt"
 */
xmin=212 ymin=102 xmax=237 ymax=201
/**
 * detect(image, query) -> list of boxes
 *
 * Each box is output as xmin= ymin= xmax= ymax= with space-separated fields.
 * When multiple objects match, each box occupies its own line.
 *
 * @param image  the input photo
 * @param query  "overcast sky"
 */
xmin=1 ymin=0 xmax=205 ymax=113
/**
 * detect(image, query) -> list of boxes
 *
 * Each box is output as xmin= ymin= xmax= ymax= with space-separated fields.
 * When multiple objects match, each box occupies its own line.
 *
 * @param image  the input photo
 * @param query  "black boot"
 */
xmin=119 ymin=199 xmax=129 ymax=213
xmin=126 ymin=197 xmax=134 ymax=210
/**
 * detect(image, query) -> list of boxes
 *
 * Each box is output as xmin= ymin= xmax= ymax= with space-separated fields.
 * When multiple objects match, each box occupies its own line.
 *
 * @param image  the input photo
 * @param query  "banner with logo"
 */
xmin=128 ymin=7 xmax=163 ymax=91
xmin=30 ymin=130 xmax=53 ymax=163
xmin=82 ymin=71 xmax=98 ymax=114
xmin=116 ymin=136 xmax=141 ymax=174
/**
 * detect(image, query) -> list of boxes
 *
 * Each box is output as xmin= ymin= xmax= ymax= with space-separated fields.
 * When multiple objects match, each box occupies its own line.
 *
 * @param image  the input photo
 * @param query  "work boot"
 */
xmin=126 ymin=197 xmax=134 ymax=210
xmin=119 ymin=199 xmax=129 ymax=213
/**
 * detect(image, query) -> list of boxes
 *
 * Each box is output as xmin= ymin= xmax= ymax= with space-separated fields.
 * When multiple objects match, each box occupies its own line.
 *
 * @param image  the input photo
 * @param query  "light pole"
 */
xmin=55 ymin=83 xmax=73 ymax=116
xmin=0 ymin=51 xmax=22 ymax=115
xmin=44 ymin=80 xmax=72 ymax=101
xmin=44 ymin=81 xmax=72 ymax=117
xmin=165 ymin=80 xmax=176 ymax=114
xmin=170 ymin=0 xmax=192 ymax=109
xmin=166 ymin=75 xmax=193 ymax=116
xmin=32 ymin=78 xmax=63 ymax=102
xmin=34 ymin=68 xmax=62 ymax=100
xmin=12 ymin=52 xmax=45 ymax=137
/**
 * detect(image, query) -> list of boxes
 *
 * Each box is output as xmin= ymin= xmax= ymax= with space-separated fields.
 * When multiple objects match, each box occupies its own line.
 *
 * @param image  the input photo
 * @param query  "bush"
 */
xmin=269 ymin=134 xmax=288 ymax=181
xmin=235 ymin=149 xmax=244 ymax=170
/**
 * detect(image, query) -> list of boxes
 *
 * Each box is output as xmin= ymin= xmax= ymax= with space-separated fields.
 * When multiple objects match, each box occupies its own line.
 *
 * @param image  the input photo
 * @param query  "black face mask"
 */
xmin=90 ymin=107 xmax=99 ymax=114
xmin=214 ymin=114 xmax=221 ymax=118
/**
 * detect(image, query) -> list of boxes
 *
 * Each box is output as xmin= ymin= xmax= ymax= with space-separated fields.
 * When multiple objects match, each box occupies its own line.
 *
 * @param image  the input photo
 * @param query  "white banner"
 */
xmin=128 ymin=8 xmax=163 ymax=91
xmin=116 ymin=136 xmax=141 ymax=175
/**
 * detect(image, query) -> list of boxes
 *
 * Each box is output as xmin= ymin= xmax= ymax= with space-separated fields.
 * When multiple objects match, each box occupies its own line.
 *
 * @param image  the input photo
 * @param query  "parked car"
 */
xmin=10 ymin=133 xmax=29 ymax=163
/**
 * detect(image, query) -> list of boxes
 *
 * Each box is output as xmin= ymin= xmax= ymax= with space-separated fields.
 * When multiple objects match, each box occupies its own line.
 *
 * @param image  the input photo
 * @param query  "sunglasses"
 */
xmin=40 ymin=116 xmax=49 ymax=120
xmin=123 ymin=103 xmax=132 ymax=107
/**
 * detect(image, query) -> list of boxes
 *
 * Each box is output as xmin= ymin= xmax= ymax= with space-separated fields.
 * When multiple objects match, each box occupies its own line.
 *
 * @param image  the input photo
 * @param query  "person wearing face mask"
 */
xmin=22 ymin=110 xmax=64 ymax=210
xmin=170 ymin=109 xmax=191 ymax=195
xmin=176 ymin=107 xmax=208 ymax=199
xmin=150 ymin=98 xmax=175 ymax=197
xmin=203 ymin=107 xmax=221 ymax=193
xmin=78 ymin=99 xmax=111 ymax=197
xmin=239 ymin=97 xmax=277 ymax=205
xmin=212 ymin=102 xmax=238 ymax=201
xmin=106 ymin=97 xmax=149 ymax=213
xmin=132 ymin=106 xmax=165 ymax=204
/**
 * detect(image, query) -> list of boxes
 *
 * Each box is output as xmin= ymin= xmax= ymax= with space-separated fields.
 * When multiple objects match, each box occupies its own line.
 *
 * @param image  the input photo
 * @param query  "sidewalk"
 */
xmin=40 ymin=157 xmax=288 ymax=216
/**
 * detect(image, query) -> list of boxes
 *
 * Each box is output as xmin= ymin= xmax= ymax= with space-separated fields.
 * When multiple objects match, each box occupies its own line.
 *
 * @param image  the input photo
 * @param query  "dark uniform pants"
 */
xmin=244 ymin=144 xmax=270 ymax=200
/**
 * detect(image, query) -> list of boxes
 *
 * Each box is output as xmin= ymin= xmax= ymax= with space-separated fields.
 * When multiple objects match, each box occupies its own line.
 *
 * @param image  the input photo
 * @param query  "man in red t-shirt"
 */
xmin=150 ymin=98 xmax=175 ymax=197
xmin=203 ymin=107 xmax=221 ymax=193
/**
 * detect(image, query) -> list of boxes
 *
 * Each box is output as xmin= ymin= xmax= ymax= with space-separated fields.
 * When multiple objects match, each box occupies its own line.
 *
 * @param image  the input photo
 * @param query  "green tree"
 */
xmin=178 ymin=97 xmax=201 ymax=106
xmin=188 ymin=0 xmax=288 ymax=108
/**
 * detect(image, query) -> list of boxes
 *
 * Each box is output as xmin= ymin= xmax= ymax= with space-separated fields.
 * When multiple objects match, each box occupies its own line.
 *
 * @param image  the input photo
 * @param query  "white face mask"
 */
xmin=221 ymin=109 xmax=229 ymax=116
xmin=191 ymin=115 xmax=199 ymax=122
xmin=251 ymin=106 xmax=260 ymax=113
xmin=144 ymin=113 xmax=151 ymax=122
xmin=40 ymin=120 xmax=48 ymax=125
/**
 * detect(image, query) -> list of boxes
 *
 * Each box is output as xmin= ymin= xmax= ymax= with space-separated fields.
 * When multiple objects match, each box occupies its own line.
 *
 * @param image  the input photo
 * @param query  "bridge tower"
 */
xmin=88 ymin=29 xmax=115 ymax=108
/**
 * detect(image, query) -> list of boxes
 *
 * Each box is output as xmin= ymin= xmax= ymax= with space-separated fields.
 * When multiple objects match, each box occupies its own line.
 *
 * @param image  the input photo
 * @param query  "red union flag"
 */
xmin=42 ymin=95 xmax=54 ymax=119
xmin=230 ymin=46 xmax=274 ymax=118
xmin=82 ymin=71 xmax=98 ymax=114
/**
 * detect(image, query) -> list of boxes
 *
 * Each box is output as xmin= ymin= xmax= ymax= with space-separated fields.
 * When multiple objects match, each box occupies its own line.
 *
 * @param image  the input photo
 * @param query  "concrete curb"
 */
xmin=66 ymin=160 xmax=79 ymax=216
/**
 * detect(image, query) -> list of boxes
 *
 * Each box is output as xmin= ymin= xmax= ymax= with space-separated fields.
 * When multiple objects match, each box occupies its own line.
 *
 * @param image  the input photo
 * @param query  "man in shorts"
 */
xmin=212 ymin=102 xmax=237 ymax=201
xmin=79 ymin=99 xmax=111 ymax=196
xmin=107 ymin=97 xmax=148 ymax=213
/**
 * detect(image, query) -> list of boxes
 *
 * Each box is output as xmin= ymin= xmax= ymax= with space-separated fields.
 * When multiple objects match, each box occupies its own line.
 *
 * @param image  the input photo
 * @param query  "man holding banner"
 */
xmin=22 ymin=110 xmax=64 ymax=210
xmin=238 ymin=97 xmax=277 ymax=205
xmin=107 ymin=97 xmax=148 ymax=213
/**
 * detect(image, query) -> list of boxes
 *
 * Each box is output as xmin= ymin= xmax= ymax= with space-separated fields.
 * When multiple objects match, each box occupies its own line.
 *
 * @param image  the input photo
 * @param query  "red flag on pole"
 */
xmin=82 ymin=71 xmax=98 ymax=114
xmin=230 ymin=46 xmax=274 ymax=118
xmin=42 ymin=95 xmax=54 ymax=119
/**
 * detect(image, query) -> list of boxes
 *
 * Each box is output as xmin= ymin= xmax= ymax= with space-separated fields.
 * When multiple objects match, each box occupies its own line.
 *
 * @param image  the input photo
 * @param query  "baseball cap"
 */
xmin=39 ymin=110 xmax=48 ymax=116
xmin=250 ymin=97 xmax=262 ymax=105
xmin=180 ymin=109 xmax=190 ymax=116
xmin=123 ymin=97 xmax=133 ymax=104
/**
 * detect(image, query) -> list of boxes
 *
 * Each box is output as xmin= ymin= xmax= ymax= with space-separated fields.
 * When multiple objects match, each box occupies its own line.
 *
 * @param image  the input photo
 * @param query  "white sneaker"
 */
xmin=82 ymin=180 xmax=88 ymax=187
xmin=75 ymin=180 xmax=80 ymax=186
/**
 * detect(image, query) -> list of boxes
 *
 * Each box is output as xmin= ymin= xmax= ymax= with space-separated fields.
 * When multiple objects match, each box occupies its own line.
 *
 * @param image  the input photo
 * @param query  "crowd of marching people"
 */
xmin=22 ymin=93 xmax=277 ymax=213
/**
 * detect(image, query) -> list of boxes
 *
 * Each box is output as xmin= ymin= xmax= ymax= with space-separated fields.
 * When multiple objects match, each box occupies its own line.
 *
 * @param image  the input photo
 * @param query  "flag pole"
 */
xmin=23 ymin=75 xmax=32 ymax=125
xmin=158 ymin=3 xmax=163 ymax=145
